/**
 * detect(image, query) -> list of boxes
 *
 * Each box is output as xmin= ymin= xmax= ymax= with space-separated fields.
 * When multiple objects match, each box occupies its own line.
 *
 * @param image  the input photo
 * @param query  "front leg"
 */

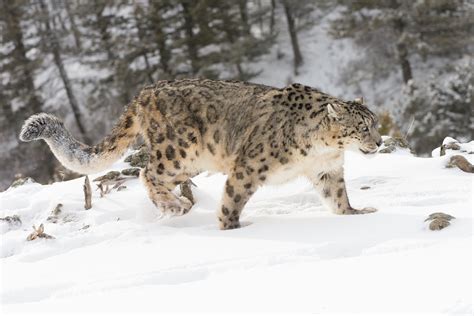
xmin=218 ymin=169 xmax=261 ymax=230
xmin=308 ymin=168 xmax=376 ymax=215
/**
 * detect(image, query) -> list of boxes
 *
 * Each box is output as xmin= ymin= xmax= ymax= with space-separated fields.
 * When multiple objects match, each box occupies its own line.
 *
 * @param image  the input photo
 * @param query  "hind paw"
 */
xmin=342 ymin=207 xmax=377 ymax=215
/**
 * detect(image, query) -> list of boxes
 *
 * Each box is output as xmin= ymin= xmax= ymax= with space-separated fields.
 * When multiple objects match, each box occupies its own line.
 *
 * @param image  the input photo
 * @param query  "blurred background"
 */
xmin=0 ymin=0 xmax=473 ymax=190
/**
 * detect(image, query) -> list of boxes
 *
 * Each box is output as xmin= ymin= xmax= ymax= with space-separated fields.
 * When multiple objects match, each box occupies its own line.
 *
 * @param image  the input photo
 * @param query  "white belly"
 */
xmin=266 ymin=164 xmax=308 ymax=185
xmin=266 ymin=150 xmax=344 ymax=185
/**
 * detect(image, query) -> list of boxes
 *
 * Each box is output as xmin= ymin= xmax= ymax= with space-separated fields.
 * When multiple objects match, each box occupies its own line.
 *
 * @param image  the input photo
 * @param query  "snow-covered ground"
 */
xmin=1 ymin=140 xmax=472 ymax=314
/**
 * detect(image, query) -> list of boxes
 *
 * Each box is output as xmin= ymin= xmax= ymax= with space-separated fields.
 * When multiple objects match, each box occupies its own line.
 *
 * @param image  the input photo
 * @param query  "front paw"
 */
xmin=342 ymin=207 xmax=377 ymax=215
xmin=219 ymin=222 xmax=241 ymax=230
xmin=158 ymin=197 xmax=193 ymax=217
xmin=218 ymin=215 xmax=241 ymax=230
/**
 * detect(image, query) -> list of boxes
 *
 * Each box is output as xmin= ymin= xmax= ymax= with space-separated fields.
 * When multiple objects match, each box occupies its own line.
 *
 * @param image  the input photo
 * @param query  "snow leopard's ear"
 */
xmin=327 ymin=103 xmax=343 ymax=118
xmin=354 ymin=97 xmax=364 ymax=104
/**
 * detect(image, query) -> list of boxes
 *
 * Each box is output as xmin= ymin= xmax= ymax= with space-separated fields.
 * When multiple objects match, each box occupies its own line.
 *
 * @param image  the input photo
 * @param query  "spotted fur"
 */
xmin=20 ymin=79 xmax=382 ymax=229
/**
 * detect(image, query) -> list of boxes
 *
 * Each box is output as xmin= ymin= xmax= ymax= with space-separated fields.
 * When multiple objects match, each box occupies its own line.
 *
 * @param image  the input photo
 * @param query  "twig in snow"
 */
xmin=84 ymin=176 xmax=92 ymax=209
xmin=97 ymin=182 xmax=111 ymax=197
xmin=26 ymin=224 xmax=55 ymax=241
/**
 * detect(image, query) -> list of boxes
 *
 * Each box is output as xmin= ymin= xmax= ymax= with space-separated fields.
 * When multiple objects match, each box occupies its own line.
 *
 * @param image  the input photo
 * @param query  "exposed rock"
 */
xmin=93 ymin=171 xmax=121 ymax=182
xmin=445 ymin=142 xmax=461 ymax=150
xmin=384 ymin=136 xmax=409 ymax=148
xmin=440 ymin=142 xmax=461 ymax=156
xmin=446 ymin=155 xmax=474 ymax=173
xmin=124 ymin=148 xmax=149 ymax=168
xmin=379 ymin=146 xmax=396 ymax=154
xmin=180 ymin=180 xmax=195 ymax=204
xmin=379 ymin=136 xmax=411 ymax=154
xmin=425 ymin=212 xmax=455 ymax=231
xmin=53 ymin=166 xmax=82 ymax=182
xmin=47 ymin=203 xmax=63 ymax=223
xmin=9 ymin=177 xmax=35 ymax=188
xmin=121 ymin=168 xmax=141 ymax=177
xmin=429 ymin=218 xmax=451 ymax=231
xmin=117 ymin=185 xmax=127 ymax=191
xmin=0 ymin=215 xmax=22 ymax=227
xmin=425 ymin=212 xmax=455 ymax=222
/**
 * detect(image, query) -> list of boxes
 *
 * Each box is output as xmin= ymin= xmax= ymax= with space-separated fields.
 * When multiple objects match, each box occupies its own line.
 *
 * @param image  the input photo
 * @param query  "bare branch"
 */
xmin=84 ymin=176 xmax=92 ymax=210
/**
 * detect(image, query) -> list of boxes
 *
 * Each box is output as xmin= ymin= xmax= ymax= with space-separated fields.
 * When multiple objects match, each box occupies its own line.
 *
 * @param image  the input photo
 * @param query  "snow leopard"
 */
xmin=20 ymin=79 xmax=382 ymax=230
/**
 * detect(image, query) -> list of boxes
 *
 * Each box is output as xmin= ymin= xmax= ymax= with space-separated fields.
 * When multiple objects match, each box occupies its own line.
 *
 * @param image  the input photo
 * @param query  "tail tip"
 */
xmin=19 ymin=113 xmax=62 ymax=142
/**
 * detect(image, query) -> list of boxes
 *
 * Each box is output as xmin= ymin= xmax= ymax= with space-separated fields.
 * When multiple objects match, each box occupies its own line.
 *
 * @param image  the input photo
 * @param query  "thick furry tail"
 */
xmin=19 ymin=104 xmax=139 ymax=175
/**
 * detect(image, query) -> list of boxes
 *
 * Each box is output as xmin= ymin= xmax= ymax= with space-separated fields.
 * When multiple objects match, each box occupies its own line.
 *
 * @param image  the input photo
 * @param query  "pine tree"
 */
xmin=0 ymin=0 xmax=56 ymax=188
xmin=37 ymin=0 xmax=90 ymax=143
xmin=331 ymin=0 xmax=473 ymax=85
xmin=281 ymin=0 xmax=303 ymax=75
xmin=400 ymin=58 xmax=474 ymax=154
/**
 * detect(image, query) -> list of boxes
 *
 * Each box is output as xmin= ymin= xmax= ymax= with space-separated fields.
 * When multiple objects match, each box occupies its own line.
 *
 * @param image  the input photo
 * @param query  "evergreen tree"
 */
xmin=36 ymin=0 xmax=90 ymax=143
xmin=331 ymin=0 xmax=473 ymax=85
xmin=0 ymin=0 xmax=56 ymax=187
xmin=400 ymin=57 xmax=474 ymax=154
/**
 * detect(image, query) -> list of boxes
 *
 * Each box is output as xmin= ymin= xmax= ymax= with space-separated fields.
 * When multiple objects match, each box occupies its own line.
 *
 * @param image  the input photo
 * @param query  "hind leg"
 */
xmin=141 ymin=166 xmax=193 ymax=217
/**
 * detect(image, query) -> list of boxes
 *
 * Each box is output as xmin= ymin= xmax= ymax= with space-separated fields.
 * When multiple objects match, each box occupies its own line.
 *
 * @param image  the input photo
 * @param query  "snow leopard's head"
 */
xmin=327 ymin=98 xmax=382 ymax=155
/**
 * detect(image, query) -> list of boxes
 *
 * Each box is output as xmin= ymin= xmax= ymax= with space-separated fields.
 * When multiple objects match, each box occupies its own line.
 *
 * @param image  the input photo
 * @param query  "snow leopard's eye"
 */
xmin=362 ymin=126 xmax=369 ymax=132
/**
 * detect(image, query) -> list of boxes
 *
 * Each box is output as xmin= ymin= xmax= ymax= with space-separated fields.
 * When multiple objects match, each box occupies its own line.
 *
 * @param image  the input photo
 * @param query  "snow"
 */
xmin=431 ymin=137 xmax=474 ymax=158
xmin=1 ymin=143 xmax=472 ymax=314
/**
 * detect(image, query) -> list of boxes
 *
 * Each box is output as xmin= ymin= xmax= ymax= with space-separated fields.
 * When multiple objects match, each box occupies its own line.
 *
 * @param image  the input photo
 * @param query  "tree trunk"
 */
xmin=180 ymin=1 xmax=199 ymax=75
xmin=238 ymin=0 xmax=251 ymax=35
xmin=219 ymin=4 xmax=246 ymax=80
xmin=396 ymin=41 xmax=413 ymax=83
xmin=150 ymin=2 xmax=172 ymax=78
xmin=282 ymin=0 xmax=303 ymax=75
xmin=270 ymin=0 xmax=276 ymax=35
xmin=50 ymin=0 xmax=67 ymax=33
xmin=393 ymin=18 xmax=413 ymax=84
xmin=1 ymin=0 xmax=56 ymax=186
xmin=38 ymin=0 xmax=90 ymax=143
xmin=64 ymin=1 xmax=82 ymax=51
xmin=94 ymin=2 xmax=114 ymax=61
xmin=133 ymin=7 xmax=155 ymax=84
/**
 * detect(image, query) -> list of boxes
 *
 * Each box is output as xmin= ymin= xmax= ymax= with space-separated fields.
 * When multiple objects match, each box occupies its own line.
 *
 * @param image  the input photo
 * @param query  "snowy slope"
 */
xmin=1 ymin=140 xmax=472 ymax=314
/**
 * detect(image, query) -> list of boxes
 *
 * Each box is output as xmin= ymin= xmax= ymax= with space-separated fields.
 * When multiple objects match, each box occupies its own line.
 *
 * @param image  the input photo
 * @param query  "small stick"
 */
xmin=84 ymin=176 xmax=92 ymax=210
xmin=27 ymin=224 xmax=55 ymax=241
xmin=405 ymin=116 xmax=415 ymax=139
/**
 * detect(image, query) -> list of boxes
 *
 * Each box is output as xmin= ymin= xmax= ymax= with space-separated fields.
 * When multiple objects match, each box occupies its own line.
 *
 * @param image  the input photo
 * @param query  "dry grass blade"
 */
xmin=26 ymin=224 xmax=55 ymax=241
